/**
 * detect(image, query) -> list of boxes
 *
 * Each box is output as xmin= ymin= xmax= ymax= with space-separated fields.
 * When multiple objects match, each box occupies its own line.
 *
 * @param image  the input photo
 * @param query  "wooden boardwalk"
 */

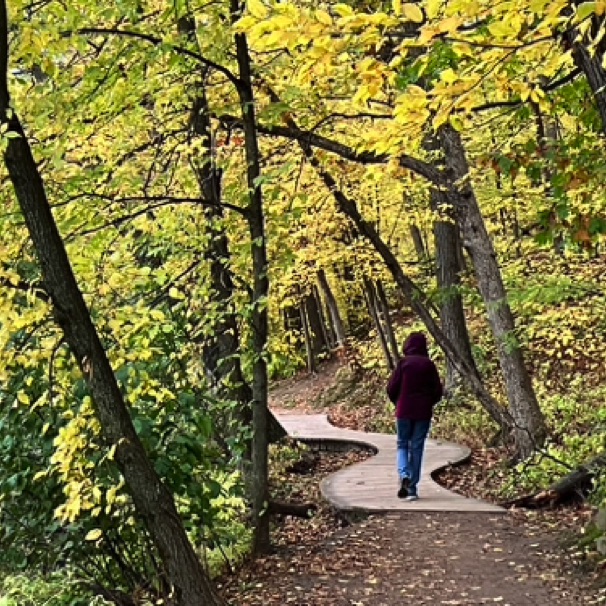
xmin=274 ymin=412 xmax=504 ymax=514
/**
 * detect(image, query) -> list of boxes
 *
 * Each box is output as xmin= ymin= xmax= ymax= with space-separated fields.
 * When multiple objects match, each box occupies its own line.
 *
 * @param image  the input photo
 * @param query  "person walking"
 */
xmin=387 ymin=332 xmax=443 ymax=501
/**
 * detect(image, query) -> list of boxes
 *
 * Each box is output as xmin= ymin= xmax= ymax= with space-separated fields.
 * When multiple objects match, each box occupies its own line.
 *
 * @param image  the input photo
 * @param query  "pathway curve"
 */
xmin=274 ymin=412 xmax=504 ymax=513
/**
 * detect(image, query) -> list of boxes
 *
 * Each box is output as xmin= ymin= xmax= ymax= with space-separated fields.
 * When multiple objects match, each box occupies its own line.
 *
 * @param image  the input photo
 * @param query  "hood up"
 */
xmin=403 ymin=332 xmax=429 ymax=357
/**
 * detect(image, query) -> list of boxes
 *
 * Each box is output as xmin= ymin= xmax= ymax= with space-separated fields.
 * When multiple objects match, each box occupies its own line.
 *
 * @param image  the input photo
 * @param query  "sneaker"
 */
xmin=403 ymin=494 xmax=418 ymax=502
xmin=397 ymin=477 xmax=410 ymax=498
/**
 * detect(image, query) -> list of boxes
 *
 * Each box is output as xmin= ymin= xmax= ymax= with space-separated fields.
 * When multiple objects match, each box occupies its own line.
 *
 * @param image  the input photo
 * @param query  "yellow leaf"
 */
xmin=85 ymin=528 xmax=103 ymax=541
xmin=393 ymin=0 xmax=402 ymax=15
xmin=247 ymin=0 xmax=268 ymax=19
xmin=333 ymin=3 xmax=354 ymax=17
xmin=17 ymin=391 xmax=30 ymax=405
xmin=440 ymin=68 xmax=457 ymax=84
xmin=402 ymin=3 xmax=424 ymax=22
xmin=427 ymin=0 xmax=442 ymax=18
xmin=316 ymin=9 xmax=333 ymax=25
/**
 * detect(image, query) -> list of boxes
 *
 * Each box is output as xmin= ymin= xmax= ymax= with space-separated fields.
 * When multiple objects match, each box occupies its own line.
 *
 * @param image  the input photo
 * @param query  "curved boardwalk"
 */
xmin=274 ymin=412 xmax=504 ymax=513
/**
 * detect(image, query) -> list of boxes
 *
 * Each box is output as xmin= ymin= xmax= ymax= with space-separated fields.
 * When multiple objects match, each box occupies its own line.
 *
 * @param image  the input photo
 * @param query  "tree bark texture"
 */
xmin=439 ymin=125 xmax=547 ymax=458
xmin=410 ymin=224 xmax=428 ymax=263
xmin=431 ymin=187 xmax=479 ymax=392
xmin=317 ymin=268 xmax=346 ymax=347
xmin=567 ymin=32 xmax=606 ymax=135
xmin=0 ymin=39 xmax=223 ymax=606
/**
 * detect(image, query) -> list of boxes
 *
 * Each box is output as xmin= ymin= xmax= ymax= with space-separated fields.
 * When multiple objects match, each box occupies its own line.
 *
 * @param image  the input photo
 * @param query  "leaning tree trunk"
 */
xmin=363 ymin=276 xmax=394 ymax=369
xmin=233 ymin=19 xmax=271 ymax=555
xmin=439 ymin=124 xmax=547 ymax=458
xmin=504 ymin=452 xmax=606 ymax=509
xmin=431 ymin=187 xmax=479 ymax=392
xmin=317 ymin=268 xmax=346 ymax=347
xmin=375 ymin=279 xmax=399 ymax=364
xmin=0 ymin=10 xmax=223 ymax=604
xmin=565 ymin=14 xmax=606 ymax=136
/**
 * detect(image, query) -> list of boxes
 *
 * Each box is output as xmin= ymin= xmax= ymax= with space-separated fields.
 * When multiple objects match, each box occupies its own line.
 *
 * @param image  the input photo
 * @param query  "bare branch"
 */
xmin=72 ymin=27 xmax=243 ymax=91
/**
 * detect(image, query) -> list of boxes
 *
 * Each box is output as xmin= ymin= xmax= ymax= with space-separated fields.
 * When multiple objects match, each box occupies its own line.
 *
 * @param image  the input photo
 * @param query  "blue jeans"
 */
xmin=396 ymin=418 xmax=431 ymax=496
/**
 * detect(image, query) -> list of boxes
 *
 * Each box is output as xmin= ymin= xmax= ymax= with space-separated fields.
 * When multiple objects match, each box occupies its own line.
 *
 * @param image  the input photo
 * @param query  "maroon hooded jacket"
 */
xmin=387 ymin=332 xmax=443 ymax=421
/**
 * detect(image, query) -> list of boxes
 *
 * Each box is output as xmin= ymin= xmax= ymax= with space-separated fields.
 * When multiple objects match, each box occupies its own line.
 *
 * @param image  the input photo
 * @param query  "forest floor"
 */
xmin=219 ymin=360 xmax=606 ymax=605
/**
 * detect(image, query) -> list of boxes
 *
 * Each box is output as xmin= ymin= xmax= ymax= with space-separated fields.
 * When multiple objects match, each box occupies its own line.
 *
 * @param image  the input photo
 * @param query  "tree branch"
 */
xmin=217 ymin=114 xmax=446 ymax=185
xmin=73 ymin=27 xmax=244 ymax=91
xmin=472 ymin=68 xmax=582 ymax=112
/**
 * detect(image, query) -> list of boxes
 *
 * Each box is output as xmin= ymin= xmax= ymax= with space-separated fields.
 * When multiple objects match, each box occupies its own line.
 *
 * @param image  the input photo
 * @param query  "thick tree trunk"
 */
xmin=363 ymin=277 xmax=394 ymax=369
xmin=431 ymin=187 xmax=479 ymax=392
xmin=0 ymin=34 xmax=222 ymax=606
xmin=439 ymin=125 xmax=547 ymax=458
xmin=317 ymin=268 xmax=346 ymax=347
xmin=233 ymin=22 xmax=271 ymax=554
xmin=375 ymin=279 xmax=399 ymax=364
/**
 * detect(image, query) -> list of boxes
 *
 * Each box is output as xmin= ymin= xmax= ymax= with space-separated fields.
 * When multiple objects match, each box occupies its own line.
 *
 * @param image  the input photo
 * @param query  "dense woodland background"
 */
xmin=0 ymin=0 xmax=605 ymax=603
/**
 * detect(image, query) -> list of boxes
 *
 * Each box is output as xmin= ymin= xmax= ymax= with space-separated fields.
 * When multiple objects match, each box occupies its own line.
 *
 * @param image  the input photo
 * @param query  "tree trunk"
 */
xmin=300 ymin=298 xmax=317 ymax=374
xmin=375 ymin=279 xmax=399 ymax=364
xmin=342 ymin=262 xmax=367 ymax=336
xmin=567 ymin=28 xmax=606 ymax=135
xmin=439 ymin=125 xmax=547 ymax=458
xmin=187 ymin=45 xmax=284 ymax=453
xmin=233 ymin=20 xmax=271 ymax=555
xmin=410 ymin=224 xmax=427 ymax=262
xmin=0 ymin=12 xmax=223 ymax=605
xmin=304 ymin=292 xmax=327 ymax=357
xmin=363 ymin=277 xmax=395 ymax=369
xmin=317 ymin=268 xmax=346 ymax=347
xmin=431 ymin=187 xmax=479 ymax=393
xmin=313 ymin=284 xmax=334 ymax=350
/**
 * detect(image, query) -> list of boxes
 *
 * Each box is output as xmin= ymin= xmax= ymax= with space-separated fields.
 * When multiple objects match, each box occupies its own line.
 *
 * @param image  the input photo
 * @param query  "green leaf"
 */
xmin=576 ymin=2 xmax=597 ymax=22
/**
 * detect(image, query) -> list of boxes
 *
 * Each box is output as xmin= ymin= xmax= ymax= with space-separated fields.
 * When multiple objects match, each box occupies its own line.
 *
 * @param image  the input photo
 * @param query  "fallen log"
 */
xmin=269 ymin=500 xmax=317 ymax=518
xmin=503 ymin=452 xmax=606 ymax=509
